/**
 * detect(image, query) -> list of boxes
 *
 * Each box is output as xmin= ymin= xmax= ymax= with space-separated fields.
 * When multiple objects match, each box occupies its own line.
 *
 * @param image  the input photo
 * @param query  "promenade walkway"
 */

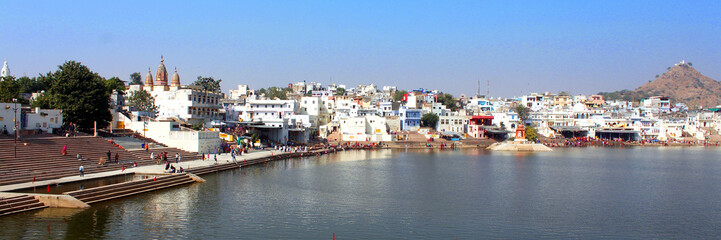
xmin=0 ymin=150 xmax=277 ymax=192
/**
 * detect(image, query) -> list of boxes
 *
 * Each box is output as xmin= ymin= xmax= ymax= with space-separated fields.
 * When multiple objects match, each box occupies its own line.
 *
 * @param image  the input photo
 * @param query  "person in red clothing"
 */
xmin=62 ymin=145 xmax=67 ymax=155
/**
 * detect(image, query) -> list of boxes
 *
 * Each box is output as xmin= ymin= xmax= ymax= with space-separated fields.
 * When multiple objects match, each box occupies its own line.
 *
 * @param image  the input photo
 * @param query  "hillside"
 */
xmin=601 ymin=63 xmax=721 ymax=108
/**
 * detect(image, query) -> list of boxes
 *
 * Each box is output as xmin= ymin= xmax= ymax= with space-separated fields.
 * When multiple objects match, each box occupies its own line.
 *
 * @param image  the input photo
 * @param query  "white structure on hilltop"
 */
xmin=1 ymin=60 xmax=9 ymax=78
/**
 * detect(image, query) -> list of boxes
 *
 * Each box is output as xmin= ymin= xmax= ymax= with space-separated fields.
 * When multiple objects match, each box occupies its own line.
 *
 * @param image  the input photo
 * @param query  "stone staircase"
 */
xmin=64 ymin=174 xmax=197 ymax=204
xmin=0 ymin=195 xmax=47 ymax=217
xmin=0 ymin=136 xmax=203 ymax=186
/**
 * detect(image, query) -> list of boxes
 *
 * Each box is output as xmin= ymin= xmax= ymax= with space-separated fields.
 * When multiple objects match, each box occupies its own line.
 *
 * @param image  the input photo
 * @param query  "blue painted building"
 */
xmin=399 ymin=106 xmax=422 ymax=131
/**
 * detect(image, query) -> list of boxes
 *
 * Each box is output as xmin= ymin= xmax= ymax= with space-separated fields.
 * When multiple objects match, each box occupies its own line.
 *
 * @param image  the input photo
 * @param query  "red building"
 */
xmin=467 ymin=116 xmax=494 ymax=138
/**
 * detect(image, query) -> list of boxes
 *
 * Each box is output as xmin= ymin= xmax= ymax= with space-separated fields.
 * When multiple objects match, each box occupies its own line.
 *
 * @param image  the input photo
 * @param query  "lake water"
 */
xmin=3 ymin=147 xmax=721 ymax=239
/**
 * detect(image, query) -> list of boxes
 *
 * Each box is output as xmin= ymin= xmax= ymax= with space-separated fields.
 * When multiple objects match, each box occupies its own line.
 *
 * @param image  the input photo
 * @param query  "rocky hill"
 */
xmin=635 ymin=63 xmax=721 ymax=108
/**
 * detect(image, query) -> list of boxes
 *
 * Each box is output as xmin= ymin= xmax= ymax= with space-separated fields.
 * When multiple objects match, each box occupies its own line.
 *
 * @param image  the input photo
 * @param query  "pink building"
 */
xmin=467 ymin=116 xmax=494 ymax=138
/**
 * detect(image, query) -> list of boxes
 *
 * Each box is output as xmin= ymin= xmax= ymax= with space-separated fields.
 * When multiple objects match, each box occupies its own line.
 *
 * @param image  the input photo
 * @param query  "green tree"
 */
xmin=129 ymin=72 xmax=143 ymax=85
xmin=190 ymin=121 xmax=204 ymax=130
xmin=128 ymin=90 xmax=158 ymax=113
xmin=393 ymin=90 xmax=408 ymax=102
xmin=265 ymin=87 xmax=290 ymax=100
xmin=45 ymin=61 xmax=112 ymax=130
xmin=525 ymin=125 xmax=538 ymax=141
xmin=421 ymin=113 xmax=439 ymax=128
xmin=335 ymin=87 xmax=346 ymax=96
xmin=31 ymin=93 xmax=52 ymax=109
xmin=16 ymin=76 xmax=50 ymax=93
xmin=0 ymin=76 xmax=21 ymax=103
xmin=515 ymin=105 xmax=530 ymax=122
xmin=436 ymin=93 xmax=458 ymax=111
xmin=193 ymin=76 xmax=222 ymax=92
xmin=105 ymin=77 xmax=125 ymax=96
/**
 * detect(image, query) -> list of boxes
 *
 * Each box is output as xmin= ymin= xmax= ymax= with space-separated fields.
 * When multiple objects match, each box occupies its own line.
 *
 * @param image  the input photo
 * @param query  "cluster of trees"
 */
xmin=0 ymin=61 xmax=117 ymax=131
xmin=392 ymin=90 xmax=407 ymax=102
xmin=436 ymin=93 xmax=458 ymax=111
xmin=192 ymin=76 xmax=222 ymax=92
xmin=259 ymin=87 xmax=292 ymax=100
xmin=421 ymin=113 xmax=438 ymax=127
xmin=597 ymin=89 xmax=650 ymax=102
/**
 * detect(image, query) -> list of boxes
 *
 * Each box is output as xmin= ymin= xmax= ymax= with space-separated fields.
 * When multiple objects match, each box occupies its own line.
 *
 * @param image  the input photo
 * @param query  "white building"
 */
xmin=339 ymin=115 xmax=391 ymax=142
xmin=126 ymin=57 xmax=223 ymax=125
xmin=120 ymin=114 xmax=220 ymax=153
xmin=229 ymin=85 xmax=250 ymax=99
xmin=437 ymin=115 xmax=468 ymax=133
xmin=0 ymin=102 xmax=21 ymax=134
xmin=25 ymin=108 xmax=63 ymax=133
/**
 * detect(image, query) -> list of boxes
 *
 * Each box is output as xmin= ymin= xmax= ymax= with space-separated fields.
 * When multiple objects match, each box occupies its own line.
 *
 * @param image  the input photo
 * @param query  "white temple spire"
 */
xmin=0 ymin=60 xmax=9 ymax=78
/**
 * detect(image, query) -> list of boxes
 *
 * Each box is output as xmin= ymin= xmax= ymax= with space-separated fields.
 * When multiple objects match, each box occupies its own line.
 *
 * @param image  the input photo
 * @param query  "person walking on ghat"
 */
xmin=106 ymin=150 xmax=111 ymax=163
xmin=78 ymin=165 xmax=85 ymax=177
xmin=175 ymin=153 xmax=179 ymax=164
xmin=115 ymin=153 xmax=119 ymax=164
xmin=62 ymin=144 xmax=67 ymax=155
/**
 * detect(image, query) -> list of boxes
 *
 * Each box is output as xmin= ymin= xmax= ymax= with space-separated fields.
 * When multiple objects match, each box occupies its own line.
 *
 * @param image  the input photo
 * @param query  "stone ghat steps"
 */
xmin=0 ymin=195 xmax=47 ymax=217
xmin=0 ymin=137 xmax=146 ymax=185
xmin=65 ymin=174 xmax=196 ymax=204
xmin=0 ymin=137 xmax=203 ymax=186
xmin=0 ymin=164 xmax=132 ymax=186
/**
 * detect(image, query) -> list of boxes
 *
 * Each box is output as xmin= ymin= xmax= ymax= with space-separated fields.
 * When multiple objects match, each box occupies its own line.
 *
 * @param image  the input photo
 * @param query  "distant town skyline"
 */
xmin=2 ymin=0 xmax=720 ymax=98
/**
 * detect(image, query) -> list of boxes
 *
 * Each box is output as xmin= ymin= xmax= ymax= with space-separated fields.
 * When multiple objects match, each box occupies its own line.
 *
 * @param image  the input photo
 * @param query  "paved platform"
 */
xmin=0 ymin=150 xmax=280 ymax=192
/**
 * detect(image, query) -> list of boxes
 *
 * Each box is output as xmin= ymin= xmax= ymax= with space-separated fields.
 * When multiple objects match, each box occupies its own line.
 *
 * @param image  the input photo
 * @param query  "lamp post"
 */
xmin=12 ymin=98 xmax=18 ymax=159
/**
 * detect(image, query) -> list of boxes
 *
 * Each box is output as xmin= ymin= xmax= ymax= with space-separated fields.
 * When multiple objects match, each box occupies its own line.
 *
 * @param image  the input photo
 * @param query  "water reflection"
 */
xmin=3 ymin=148 xmax=721 ymax=239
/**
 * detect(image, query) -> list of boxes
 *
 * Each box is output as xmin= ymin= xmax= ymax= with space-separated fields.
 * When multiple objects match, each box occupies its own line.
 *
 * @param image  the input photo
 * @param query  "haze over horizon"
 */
xmin=2 ymin=0 xmax=720 ymax=98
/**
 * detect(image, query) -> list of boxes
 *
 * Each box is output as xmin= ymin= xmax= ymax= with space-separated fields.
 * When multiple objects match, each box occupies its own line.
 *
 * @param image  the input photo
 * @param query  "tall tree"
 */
xmin=0 ymin=76 xmax=21 ymax=103
xmin=515 ymin=105 xmax=530 ymax=123
xmin=129 ymin=72 xmax=142 ymax=85
xmin=193 ymin=76 xmax=222 ymax=92
xmin=128 ymin=90 xmax=158 ymax=113
xmin=46 ymin=61 xmax=112 ymax=130
xmin=16 ymin=76 xmax=49 ymax=93
xmin=436 ymin=93 xmax=458 ymax=111
xmin=421 ymin=113 xmax=439 ymax=128
xmin=335 ymin=87 xmax=346 ymax=96
xmin=393 ymin=90 xmax=408 ymax=102
xmin=265 ymin=87 xmax=290 ymax=100
xmin=105 ymin=77 xmax=125 ymax=96
xmin=525 ymin=125 xmax=538 ymax=141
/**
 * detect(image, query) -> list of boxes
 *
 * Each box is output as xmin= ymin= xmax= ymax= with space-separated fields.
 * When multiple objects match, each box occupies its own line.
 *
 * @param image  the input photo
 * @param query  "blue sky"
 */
xmin=2 ymin=0 xmax=720 ymax=97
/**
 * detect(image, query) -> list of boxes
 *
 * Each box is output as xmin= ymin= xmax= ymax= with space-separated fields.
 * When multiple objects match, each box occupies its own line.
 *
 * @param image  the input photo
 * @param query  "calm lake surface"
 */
xmin=3 ymin=147 xmax=721 ymax=239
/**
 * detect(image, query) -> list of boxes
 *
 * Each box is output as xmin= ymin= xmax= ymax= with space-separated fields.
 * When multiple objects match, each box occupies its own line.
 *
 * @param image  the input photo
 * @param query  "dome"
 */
xmin=144 ymin=68 xmax=154 ymax=86
xmin=171 ymin=68 xmax=180 ymax=86
xmin=155 ymin=56 xmax=168 ymax=86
